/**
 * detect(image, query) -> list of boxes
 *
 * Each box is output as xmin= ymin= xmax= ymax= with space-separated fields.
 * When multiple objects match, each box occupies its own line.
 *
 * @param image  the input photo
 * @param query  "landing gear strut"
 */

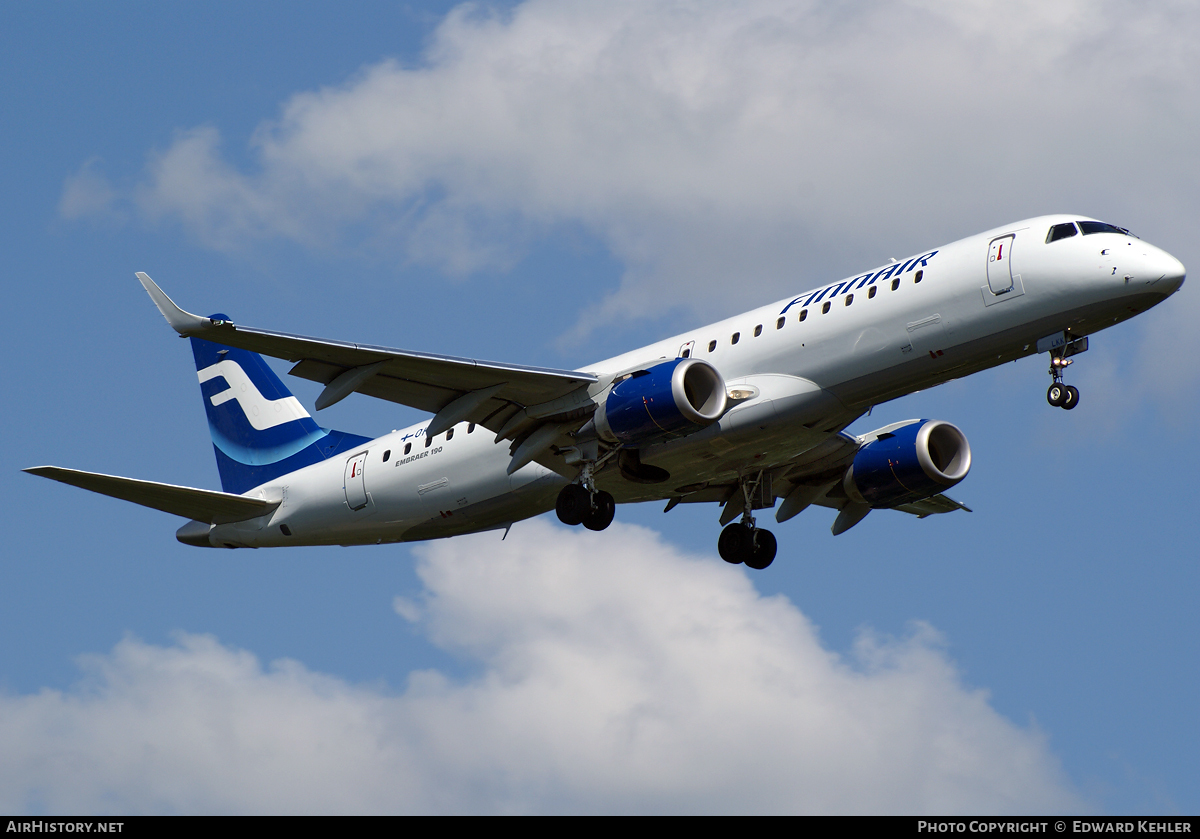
xmin=555 ymin=460 xmax=616 ymax=531
xmin=717 ymin=472 xmax=778 ymax=570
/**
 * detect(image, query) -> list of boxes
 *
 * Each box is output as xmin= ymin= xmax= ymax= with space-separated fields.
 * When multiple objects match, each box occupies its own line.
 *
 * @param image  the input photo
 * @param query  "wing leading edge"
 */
xmin=136 ymin=273 xmax=598 ymax=435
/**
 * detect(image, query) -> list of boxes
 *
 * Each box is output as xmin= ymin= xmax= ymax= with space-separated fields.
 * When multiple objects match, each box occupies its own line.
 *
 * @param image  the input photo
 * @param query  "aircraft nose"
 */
xmin=1153 ymin=247 xmax=1186 ymax=293
xmin=1128 ymin=243 xmax=1186 ymax=294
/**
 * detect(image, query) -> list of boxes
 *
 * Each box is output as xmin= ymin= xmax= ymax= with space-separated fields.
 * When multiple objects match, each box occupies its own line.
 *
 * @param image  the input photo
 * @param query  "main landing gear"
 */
xmin=1046 ymin=351 xmax=1080 ymax=411
xmin=556 ymin=484 xmax=615 ymax=531
xmin=717 ymin=473 xmax=778 ymax=570
xmin=719 ymin=523 xmax=777 ymax=570
xmin=555 ymin=461 xmax=615 ymax=531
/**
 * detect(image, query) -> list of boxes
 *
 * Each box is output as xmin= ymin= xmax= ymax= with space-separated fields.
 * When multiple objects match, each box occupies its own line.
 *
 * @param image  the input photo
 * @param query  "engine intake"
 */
xmin=595 ymin=358 xmax=727 ymax=446
xmin=845 ymin=419 xmax=971 ymax=508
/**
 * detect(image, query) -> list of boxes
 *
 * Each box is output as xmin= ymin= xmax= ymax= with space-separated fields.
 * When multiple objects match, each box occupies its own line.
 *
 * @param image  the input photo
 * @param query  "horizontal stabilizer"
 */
xmin=23 ymin=466 xmax=278 ymax=524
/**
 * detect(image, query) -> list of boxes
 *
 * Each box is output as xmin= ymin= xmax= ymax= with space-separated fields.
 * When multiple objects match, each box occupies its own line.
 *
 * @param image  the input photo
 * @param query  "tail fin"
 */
xmin=192 ymin=321 xmax=370 ymax=494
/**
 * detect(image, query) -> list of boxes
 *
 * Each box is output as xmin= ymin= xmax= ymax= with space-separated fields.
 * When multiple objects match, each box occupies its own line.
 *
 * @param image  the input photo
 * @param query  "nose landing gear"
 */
xmin=717 ymin=472 xmax=778 ymax=570
xmin=1045 ymin=335 xmax=1087 ymax=410
xmin=1047 ymin=355 xmax=1080 ymax=411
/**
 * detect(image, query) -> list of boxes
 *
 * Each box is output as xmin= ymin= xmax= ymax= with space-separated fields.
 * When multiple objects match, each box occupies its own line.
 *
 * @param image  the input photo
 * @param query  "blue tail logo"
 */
xmin=192 ymin=321 xmax=370 ymax=494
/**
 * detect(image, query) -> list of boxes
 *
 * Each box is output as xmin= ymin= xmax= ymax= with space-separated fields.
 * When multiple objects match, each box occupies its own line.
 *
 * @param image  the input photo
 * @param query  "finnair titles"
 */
xmin=27 ymin=215 xmax=1185 ymax=569
xmin=778 ymin=249 xmax=939 ymax=316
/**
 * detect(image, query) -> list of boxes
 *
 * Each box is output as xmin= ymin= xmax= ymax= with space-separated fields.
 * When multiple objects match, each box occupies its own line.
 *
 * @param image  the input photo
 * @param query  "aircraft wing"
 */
xmin=137 ymin=273 xmax=598 ymax=435
xmin=676 ymin=432 xmax=970 ymax=526
xmin=891 ymin=494 xmax=972 ymax=517
xmin=804 ymin=490 xmax=971 ymax=514
xmin=24 ymin=467 xmax=278 ymax=524
xmin=775 ymin=433 xmax=970 ymax=516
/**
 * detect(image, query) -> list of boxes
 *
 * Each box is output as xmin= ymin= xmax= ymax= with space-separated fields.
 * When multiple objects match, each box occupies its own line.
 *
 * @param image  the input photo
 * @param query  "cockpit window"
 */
xmin=1078 ymin=221 xmax=1131 ymax=237
xmin=1046 ymin=222 xmax=1078 ymax=243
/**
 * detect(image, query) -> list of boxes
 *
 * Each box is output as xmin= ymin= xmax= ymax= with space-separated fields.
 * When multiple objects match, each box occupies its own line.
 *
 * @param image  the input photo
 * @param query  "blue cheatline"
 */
xmin=190 ymin=322 xmax=372 ymax=495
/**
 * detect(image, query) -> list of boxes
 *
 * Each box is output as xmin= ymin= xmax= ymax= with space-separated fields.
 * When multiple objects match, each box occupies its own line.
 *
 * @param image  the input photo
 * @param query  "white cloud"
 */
xmin=58 ymin=159 xmax=118 ymax=222
xmin=136 ymin=127 xmax=311 ymax=251
xmin=102 ymin=0 xmax=1199 ymax=340
xmin=0 ymin=520 xmax=1080 ymax=814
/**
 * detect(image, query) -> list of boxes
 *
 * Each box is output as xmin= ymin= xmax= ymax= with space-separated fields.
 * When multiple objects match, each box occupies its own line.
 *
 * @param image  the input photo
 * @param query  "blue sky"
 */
xmin=2 ymin=0 xmax=1198 ymax=814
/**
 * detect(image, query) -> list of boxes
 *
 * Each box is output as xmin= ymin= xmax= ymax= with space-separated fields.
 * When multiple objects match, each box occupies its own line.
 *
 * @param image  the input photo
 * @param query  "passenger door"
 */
xmin=987 ymin=235 xmax=1015 ymax=294
xmin=344 ymin=451 xmax=369 ymax=510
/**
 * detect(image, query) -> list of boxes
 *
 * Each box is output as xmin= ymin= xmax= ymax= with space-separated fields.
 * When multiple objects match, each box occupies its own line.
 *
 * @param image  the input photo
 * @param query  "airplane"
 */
xmin=25 ymin=215 xmax=1185 ymax=570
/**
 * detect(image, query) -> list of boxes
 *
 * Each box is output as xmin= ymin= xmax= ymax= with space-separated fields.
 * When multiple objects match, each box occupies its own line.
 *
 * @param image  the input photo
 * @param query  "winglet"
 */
xmin=136 ymin=272 xmax=213 ymax=335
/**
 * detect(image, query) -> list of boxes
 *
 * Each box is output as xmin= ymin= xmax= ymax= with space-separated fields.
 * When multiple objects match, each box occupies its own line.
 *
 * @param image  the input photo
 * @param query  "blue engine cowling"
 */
xmin=845 ymin=419 xmax=971 ymax=508
xmin=594 ymin=358 xmax=727 ymax=446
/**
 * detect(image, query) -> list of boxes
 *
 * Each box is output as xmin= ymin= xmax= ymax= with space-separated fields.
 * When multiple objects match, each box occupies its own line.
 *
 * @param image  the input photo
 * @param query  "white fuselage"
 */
xmin=208 ymin=215 xmax=1185 ymax=548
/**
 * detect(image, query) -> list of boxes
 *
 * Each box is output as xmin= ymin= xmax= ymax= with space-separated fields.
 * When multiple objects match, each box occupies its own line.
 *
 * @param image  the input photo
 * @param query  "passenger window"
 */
xmin=1046 ymin=222 xmax=1078 ymax=243
xmin=776 ymin=317 xmax=785 ymax=330
xmin=798 ymin=309 xmax=808 ymax=322
xmin=708 ymin=340 xmax=717 ymax=352
xmin=845 ymin=294 xmax=853 ymax=306
xmin=382 ymin=450 xmax=391 ymax=462
xmin=891 ymin=278 xmax=900 ymax=291
xmin=868 ymin=286 xmax=877 ymax=299
xmin=821 ymin=302 xmax=831 ymax=314
xmin=404 ymin=443 xmax=411 ymax=455
xmin=753 ymin=324 xmax=762 ymax=337
xmin=446 ymin=428 xmax=454 ymax=441
xmin=914 ymin=270 xmax=923 ymax=283
xmin=731 ymin=332 xmax=740 ymax=345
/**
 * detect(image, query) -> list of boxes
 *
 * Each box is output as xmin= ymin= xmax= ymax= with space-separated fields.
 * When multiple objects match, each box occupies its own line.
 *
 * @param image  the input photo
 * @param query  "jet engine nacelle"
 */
xmin=845 ymin=419 xmax=971 ymax=508
xmin=594 ymin=358 xmax=727 ymax=446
